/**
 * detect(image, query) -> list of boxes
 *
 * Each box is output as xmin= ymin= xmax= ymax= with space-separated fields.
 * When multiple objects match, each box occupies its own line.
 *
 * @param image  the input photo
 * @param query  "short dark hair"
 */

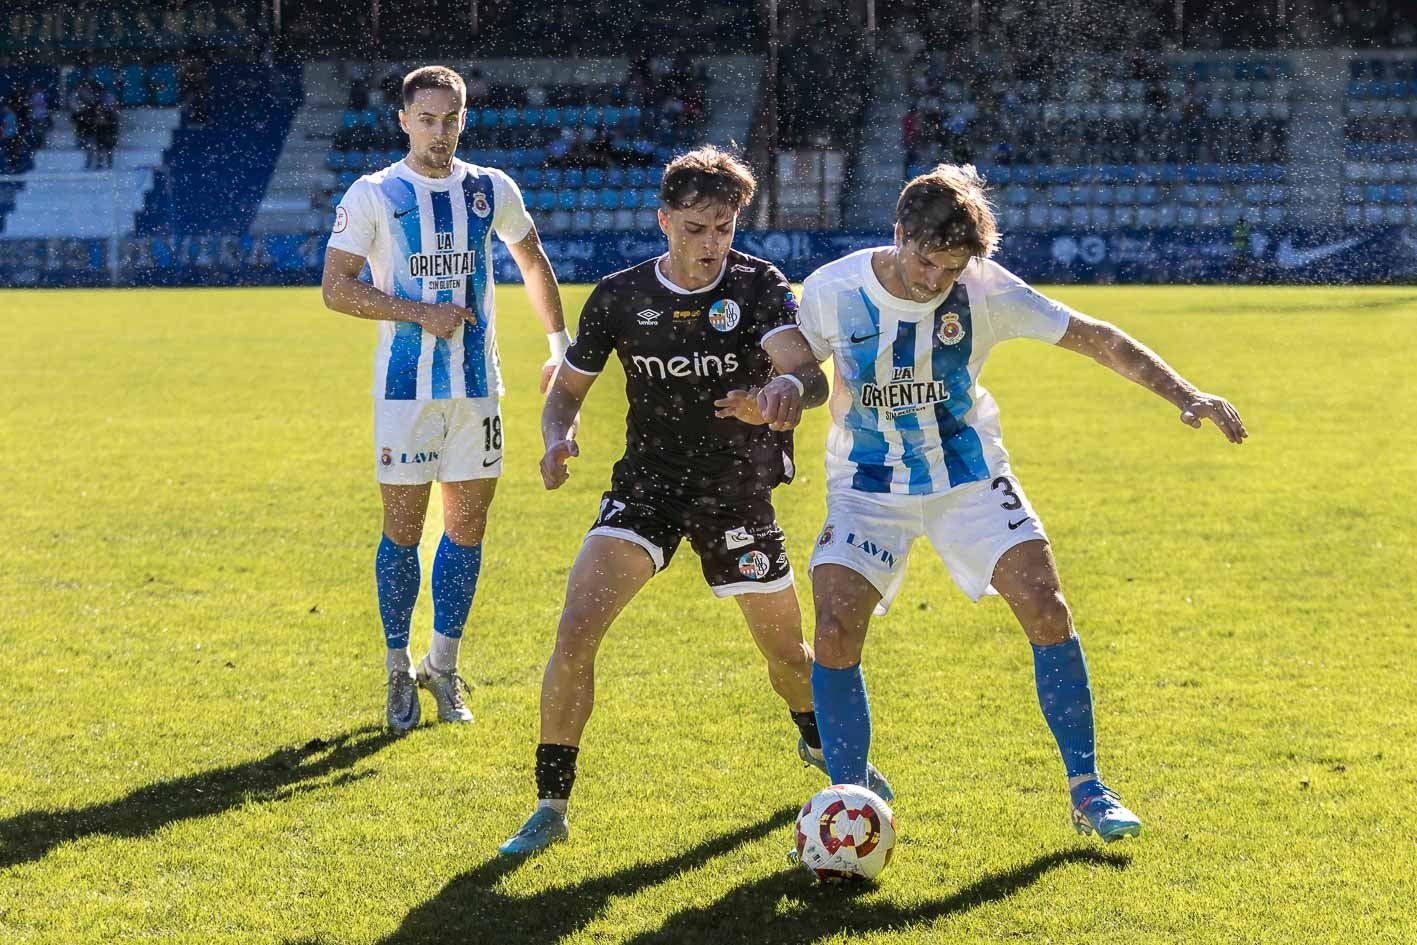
xmin=659 ymin=145 xmax=757 ymax=211
xmin=402 ymin=65 xmax=466 ymax=109
xmin=896 ymin=163 xmax=1000 ymax=258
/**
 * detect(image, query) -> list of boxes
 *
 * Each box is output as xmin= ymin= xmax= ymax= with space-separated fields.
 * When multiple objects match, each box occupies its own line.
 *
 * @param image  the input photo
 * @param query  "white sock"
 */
xmin=427 ymin=632 xmax=460 ymax=675
xmin=538 ymin=798 xmax=568 ymax=814
xmin=386 ymin=647 xmax=412 ymax=674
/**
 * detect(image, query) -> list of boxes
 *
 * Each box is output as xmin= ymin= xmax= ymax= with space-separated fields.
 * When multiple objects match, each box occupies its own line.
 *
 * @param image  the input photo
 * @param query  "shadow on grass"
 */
xmin=285 ymin=815 xmax=1127 ymax=945
xmin=622 ymin=846 xmax=1132 ymax=944
xmin=0 ymin=725 xmax=398 ymax=870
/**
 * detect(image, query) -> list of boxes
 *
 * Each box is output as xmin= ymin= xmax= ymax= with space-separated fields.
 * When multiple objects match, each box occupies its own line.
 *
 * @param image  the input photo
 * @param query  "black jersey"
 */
xmin=564 ymin=250 xmax=801 ymax=500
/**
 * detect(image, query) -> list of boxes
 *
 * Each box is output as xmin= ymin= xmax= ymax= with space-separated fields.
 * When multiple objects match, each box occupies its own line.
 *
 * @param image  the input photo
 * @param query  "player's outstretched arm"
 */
xmin=506 ymin=227 xmax=570 ymax=394
xmin=540 ymin=365 xmax=595 ymax=490
xmin=714 ymin=328 xmax=827 ymax=432
xmin=1055 ymin=313 xmax=1249 ymax=444
xmin=321 ymin=247 xmax=467 ymax=338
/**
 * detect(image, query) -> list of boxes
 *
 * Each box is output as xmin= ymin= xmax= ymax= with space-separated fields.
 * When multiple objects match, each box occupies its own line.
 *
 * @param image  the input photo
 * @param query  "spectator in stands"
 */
xmin=178 ymin=52 xmax=211 ymax=128
xmin=94 ymin=91 xmax=119 ymax=170
xmin=73 ymin=95 xmax=98 ymax=169
xmin=27 ymin=82 xmax=50 ymax=138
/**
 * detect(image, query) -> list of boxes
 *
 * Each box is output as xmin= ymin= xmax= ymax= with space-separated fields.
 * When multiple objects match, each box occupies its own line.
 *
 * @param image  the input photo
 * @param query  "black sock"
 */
xmin=535 ymin=743 xmax=579 ymax=800
xmin=791 ymin=710 xmax=822 ymax=751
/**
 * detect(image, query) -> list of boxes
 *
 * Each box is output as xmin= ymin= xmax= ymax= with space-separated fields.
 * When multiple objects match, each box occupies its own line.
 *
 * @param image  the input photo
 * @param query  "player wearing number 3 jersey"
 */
xmin=799 ymin=164 xmax=1249 ymax=842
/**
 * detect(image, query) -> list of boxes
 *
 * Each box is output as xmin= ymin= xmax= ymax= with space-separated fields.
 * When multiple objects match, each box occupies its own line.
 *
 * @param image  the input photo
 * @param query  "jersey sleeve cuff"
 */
xmin=561 ymin=354 xmax=601 ymax=376
xmin=759 ymin=323 xmax=799 ymax=347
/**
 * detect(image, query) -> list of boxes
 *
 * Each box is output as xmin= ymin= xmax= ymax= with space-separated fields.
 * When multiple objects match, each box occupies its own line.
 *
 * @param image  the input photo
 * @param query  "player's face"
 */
xmin=659 ymin=202 xmax=737 ymax=281
xmin=894 ymin=231 xmax=972 ymax=302
xmin=399 ymin=88 xmax=466 ymax=174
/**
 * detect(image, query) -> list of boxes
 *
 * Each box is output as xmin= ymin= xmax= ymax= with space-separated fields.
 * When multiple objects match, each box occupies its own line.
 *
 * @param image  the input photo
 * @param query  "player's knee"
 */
xmin=813 ymin=613 xmax=866 ymax=668
xmin=382 ymin=523 xmax=423 ymax=547
xmin=1019 ymin=590 xmax=1074 ymax=645
xmin=763 ymin=637 xmax=812 ymax=671
xmin=553 ymin=608 xmax=609 ymax=664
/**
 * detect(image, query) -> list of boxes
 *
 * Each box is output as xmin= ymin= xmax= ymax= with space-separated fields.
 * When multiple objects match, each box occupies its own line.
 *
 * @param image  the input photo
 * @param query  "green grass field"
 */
xmin=1 ymin=284 xmax=1414 ymax=944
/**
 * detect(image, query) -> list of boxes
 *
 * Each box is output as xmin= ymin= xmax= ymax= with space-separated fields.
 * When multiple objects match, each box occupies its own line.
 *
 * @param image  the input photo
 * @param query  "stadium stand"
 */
xmin=1342 ymin=56 xmax=1417 ymax=225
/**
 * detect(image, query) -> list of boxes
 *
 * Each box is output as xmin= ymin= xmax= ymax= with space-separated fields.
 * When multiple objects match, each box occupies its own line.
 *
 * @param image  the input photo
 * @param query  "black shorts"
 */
xmin=587 ymin=489 xmax=793 ymax=597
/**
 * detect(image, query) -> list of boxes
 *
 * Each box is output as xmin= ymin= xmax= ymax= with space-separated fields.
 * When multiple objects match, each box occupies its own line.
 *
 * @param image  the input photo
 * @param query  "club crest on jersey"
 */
xmin=708 ymin=299 xmax=741 ymax=332
xmin=333 ymin=206 xmax=348 ymax=234
xmin=818 ymin=524 xmax=835 ymax=547
xmin=471 ymin=191 xmax=491 ymax=218
xmin=738 ymin=550 xmax=771 ymax=580
xmin=937 ymin=313 xmax=965 ymax=346
xmin=379 ymin=448 xmax=392 ymax=467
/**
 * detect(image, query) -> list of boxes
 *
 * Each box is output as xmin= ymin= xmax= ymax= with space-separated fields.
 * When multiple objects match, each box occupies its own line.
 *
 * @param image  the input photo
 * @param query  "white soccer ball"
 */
xmin=793 ymin=783 xmax=896 ymax=882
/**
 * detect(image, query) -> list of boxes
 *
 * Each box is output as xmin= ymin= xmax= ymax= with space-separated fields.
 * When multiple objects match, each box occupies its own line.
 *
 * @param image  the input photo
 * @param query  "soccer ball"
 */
xmin=793 ymin=784 xmax=896 ymax=882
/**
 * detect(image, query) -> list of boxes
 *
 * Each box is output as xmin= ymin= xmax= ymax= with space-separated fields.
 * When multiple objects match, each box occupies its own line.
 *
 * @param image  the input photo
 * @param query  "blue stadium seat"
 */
xmin=500 ymin=107 xmax=519 ymax=128
xmin=342 ymin=111 xmax=360 ymax=129
xmin=523 ymin=168 xmax=543 ymax=187
xmin=541 ymin=108 xmax=561 ymax=127
xmin=479 ymin=108 xmax=498 ymax=129
xmin=328 ymin=150 xmax=346 ymax=170
xmin=558 ymin=190 xmax=576 ymax=211
xmin=120 ymin=65 xmax=147 ymax=105
xmin=584 ymin=107 xmax=604 ymax=127
xmin=628 ymin=167 xmax=648 ymax=187
xmin=92 ymin=65 xmax=116 ymax=90
xmin=537 ymin=191 xmax=556 ymax=212
xmin=577 ymin=189 xmax=598 ymax=210
xmin=563 ymin=168 xmax=584 ymax=188
xmin=543 ymin=169 xmax=563 ymax=187
xmin=521 ymin=108 xmax=539 ymax=127
xmin=641 ymin=188 xmax=658 ymax=206
xmin=604 ymin=107 xmax=622 ymax=126
xmin=561 ymin=106 xmax=582 ymax=127
xmin=339 ymin=170 xmax=357 ymax=189
xmin=1385 ymin=184 xmax=1405 ymax=203
xmin=622 ymin=189 xmax=642 ymax=210
xmin=606 ymin=168 xmax=626 ymax=187
xmin=150 ymin=63 xmax=178 ymax=106
xmin=585 ymin=168 xmax=605 ymax=187
xmin=598 ymin=189 xmax=620 ymax=210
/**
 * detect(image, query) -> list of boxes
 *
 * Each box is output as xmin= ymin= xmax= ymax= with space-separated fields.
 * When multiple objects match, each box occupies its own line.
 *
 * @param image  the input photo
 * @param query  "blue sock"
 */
xmin=811 ymin=662 xmax=872 ymax=787
xmin=375 ymin=535 xmax=420 ymax=650
xmin=1032 ymin=636 xmax=1098 ymax=782
xmin=432 ymin=534 xmax=482 ymax=639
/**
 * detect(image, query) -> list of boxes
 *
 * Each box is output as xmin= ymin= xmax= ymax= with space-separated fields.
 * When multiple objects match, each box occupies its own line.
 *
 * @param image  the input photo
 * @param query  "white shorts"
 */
xmin=809 ymin=473 xmax=1048 ymax=614
xmin=374 ymin=397 xmax=503 ymax=485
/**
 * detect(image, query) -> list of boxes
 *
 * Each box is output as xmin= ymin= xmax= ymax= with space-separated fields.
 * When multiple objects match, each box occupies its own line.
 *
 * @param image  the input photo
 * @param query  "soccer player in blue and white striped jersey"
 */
xmin=322 ymin=66 xmax=568 ymax=732
xmin=799 ymin=164 xmax=1248 ymax=843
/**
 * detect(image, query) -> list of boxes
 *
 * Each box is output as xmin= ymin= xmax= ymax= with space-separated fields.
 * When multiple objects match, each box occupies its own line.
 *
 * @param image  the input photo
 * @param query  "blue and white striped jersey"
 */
xmin=328 ymin=158 xmax=533 ymax=400
xmin=797 ymin=249 xmax=1075 ymax=496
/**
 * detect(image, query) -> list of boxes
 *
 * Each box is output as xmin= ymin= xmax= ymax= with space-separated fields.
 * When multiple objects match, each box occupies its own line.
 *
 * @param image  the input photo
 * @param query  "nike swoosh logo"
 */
xmin=1274 ymin=236 xmax=1365 ymax=269
xmin=1007 ymin=517 xmax=1030 ymax=530
xmin=394 ymin=207 xmax=416 ymax=219
xmin=482 ymin=456 xmax=501 ymax=467
xmin=849 ymin=331 xmax=883 ymax=343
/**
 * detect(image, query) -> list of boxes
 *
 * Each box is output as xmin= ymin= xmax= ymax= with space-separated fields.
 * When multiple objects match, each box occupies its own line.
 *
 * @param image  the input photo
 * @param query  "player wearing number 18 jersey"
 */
xmin=801 ymin=164 xmax=1249 ymax=845
xmin=322 ymin=66 xmax=569 ymax=733
xmin=499 ymin=147 xmax=891 ymax=856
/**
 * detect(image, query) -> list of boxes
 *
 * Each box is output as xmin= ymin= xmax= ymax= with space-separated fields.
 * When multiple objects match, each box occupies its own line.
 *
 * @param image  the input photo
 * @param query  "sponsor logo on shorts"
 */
xmin=724 ymin=527 xmax=753 ymax=550
xmin=380 ymin=447 xmax=392 ymax=467
xmin=471 ymin=192 xmax=491 ymax=218
xmin=846 ymin=532 xmax=896 ymax=567
xmin=399 ymin=450 xmax=440 ymax=464
xmin=817 ymin=524 xmax=835 ymax=547
xmin=1007 ymin=516 xmax=1031 ymax=530
xmin=738 ymin=550 xmax=771 ymax=580
xmin=637 ymin=309 xmax=662 ymax=326
xmin=937 ymin=313 xmax=965 ymax=346
xmin=708 ymin=299 xmax=741 ymax=332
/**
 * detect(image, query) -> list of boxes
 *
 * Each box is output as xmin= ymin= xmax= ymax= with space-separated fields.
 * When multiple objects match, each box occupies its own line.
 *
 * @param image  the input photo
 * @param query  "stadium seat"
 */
xmin=120 ymin=65 xmax=147 ymax=106
xmin=585 ymin=168 xmax=605 ymax=187
xmin=537 ymin=191 xmax=556 ymax=212
xmin=543 ymin=168 xmax=563 ymax=188
xmin=606 ymin=168 xmax=627 ymax=188
xmin=563 ymin=168 xmax=584 ymax=188
xmin=577 ymin=189 xmax=598 ymax=210
xmin=598 ymin=189 xmax=621 ymax=211
xmin=523 ymin=168 xmax=543 ymax=187
xmin=557 ymin=190 xmax=576 ymax=211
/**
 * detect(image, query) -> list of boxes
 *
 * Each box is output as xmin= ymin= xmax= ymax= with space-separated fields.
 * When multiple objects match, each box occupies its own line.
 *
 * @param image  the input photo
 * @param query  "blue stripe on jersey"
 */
xmin=847 ymin=288 xmax=893 ymax=493
xmin=460 ymin=174 xmax=495 ymax=398
xmin=428 ymin=189 xmax=455 ymax=399
xmin=930 ymin=283 xmax=990 ymax=486
xmin=382 ymin=177 xmax=423 ymax=400
xmin=889 ymin=320 xmax=935 ymax=494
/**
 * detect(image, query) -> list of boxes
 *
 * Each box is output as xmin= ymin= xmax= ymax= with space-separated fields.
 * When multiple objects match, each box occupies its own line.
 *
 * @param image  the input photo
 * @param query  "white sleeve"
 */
xmin=326 ymin=178 xmax=380 ymax=259
xmin=491 ymin=169 xmax=534 ymax=244
xmin=981 ymin=260 xmax=1074 ymax=344
xmin=795 ymin=276 xmax=834 ymax=362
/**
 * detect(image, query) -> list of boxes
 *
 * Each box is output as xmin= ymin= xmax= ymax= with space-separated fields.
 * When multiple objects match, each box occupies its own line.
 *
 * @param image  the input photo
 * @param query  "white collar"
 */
xmin=654 ymin=254 xmax=728 ymax=295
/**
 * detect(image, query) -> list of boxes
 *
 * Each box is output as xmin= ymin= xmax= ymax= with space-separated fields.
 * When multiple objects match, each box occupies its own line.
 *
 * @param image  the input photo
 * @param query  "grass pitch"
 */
xmin=1 ymin=283 xmax=1414 ymax=944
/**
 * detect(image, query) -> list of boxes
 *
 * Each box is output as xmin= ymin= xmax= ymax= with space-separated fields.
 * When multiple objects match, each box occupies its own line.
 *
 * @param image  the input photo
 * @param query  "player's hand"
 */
xmin=540 ymin=438 xmax=579 ymax=490
xmin=1179 ymin=393 xmax=1248 ymax=444
xmin=540 ymin=357 xmax=560 ymax=394
xmin=757 ymin=376 xmax=804 ymax=432
xmin=419 ymin=302 xmax=470 ymax=339
xmin=714 ymin=388 xmax=766 ymax=425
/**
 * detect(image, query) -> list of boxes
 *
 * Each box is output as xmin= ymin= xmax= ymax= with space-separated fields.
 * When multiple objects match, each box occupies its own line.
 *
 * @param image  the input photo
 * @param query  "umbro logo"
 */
xmin=394 ymin=207 xmax=416 ymax=219
xmin=850 ymin=330 xmax=883 ymax=343
xmin=637 ymin=309 xmax=661 ymax=326
xmin=730 ymin=264 xmax=756 ymax=273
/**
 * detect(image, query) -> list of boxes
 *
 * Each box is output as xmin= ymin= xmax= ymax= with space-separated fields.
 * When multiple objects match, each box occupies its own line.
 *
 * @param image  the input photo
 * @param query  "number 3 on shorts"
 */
xmin=991 ymin=476 xmax=1023 ymax=511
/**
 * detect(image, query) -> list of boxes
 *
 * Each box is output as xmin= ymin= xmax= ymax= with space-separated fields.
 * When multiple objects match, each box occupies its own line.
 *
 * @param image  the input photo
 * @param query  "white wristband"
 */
xmin=547 ymin=329 xmax=571 ymax=360
xmin=779 ymin=374 xmax=805 ymax=396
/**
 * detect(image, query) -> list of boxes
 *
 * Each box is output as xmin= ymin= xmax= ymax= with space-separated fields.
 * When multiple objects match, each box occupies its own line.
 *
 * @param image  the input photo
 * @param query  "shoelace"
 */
xmin=440 ymin=673 xmax=472 ymax=710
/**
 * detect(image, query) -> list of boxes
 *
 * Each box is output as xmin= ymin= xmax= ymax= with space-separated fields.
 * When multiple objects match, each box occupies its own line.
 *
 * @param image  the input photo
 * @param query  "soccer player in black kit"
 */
xmin=500 ymin=147 xmax=893 ymax=854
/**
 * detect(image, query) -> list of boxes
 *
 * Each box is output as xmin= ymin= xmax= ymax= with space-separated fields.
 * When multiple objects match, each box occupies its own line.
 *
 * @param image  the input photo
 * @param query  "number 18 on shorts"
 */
xmin=375 ymin=398 xmax=504 ymax=485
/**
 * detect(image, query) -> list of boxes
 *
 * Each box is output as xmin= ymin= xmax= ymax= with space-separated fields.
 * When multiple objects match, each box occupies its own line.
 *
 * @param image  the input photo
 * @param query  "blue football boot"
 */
xmin=797 ymin=737 xmax=895 ymax=803
xmin=498 ymin=806 xmax=569 ymax=855
xmin=1070 ymin=780 xmax=1142 ymax=843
